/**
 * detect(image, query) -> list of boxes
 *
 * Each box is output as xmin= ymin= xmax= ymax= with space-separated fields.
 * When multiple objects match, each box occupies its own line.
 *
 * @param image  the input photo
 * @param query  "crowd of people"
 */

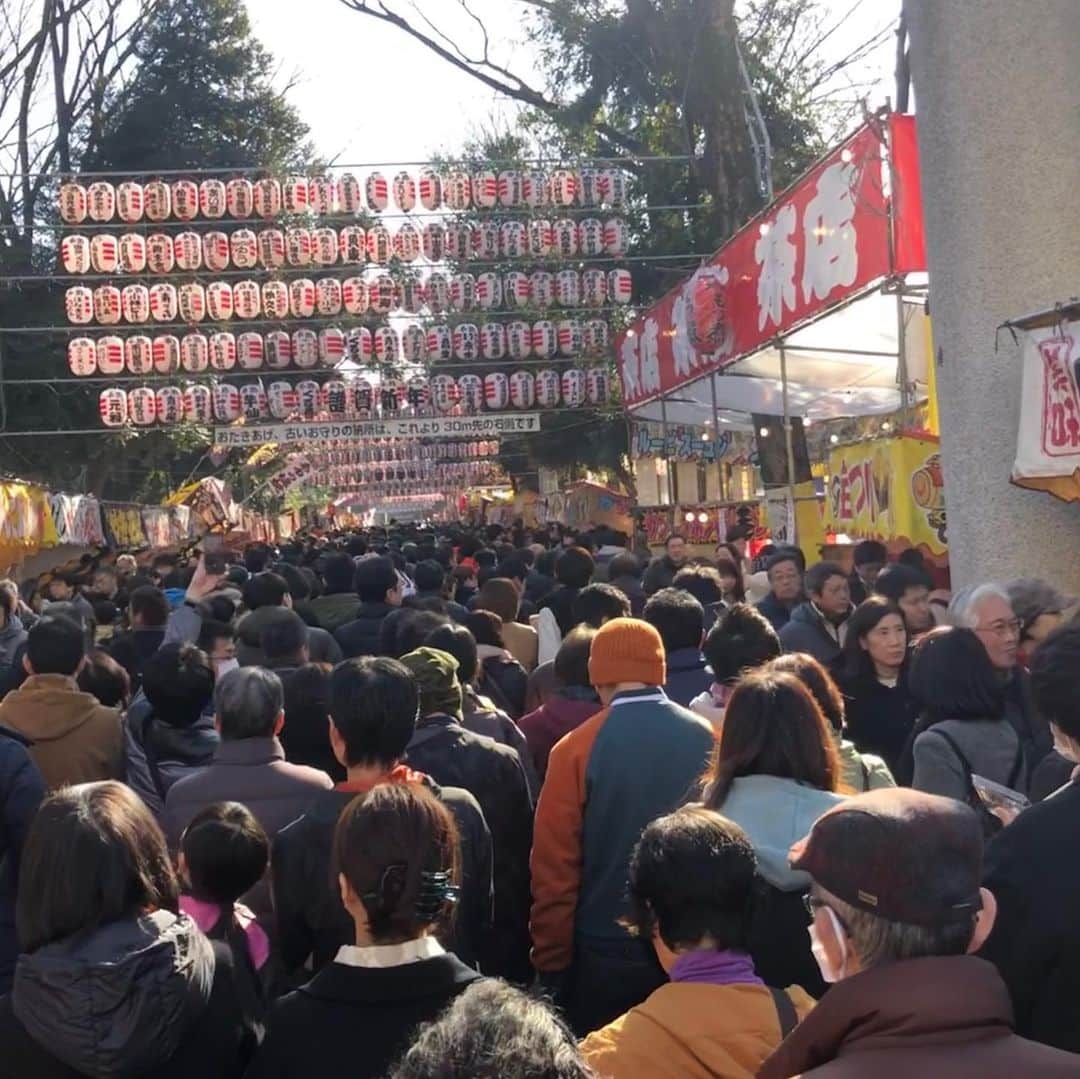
xmin=0 ymin=520 xmax=1078 ymax=1076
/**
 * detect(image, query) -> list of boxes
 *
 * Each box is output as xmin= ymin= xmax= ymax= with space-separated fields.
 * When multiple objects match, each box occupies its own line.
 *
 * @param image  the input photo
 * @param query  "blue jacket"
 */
xmin=778 ymin=601 xmax=852 ymax=667
xmin=756 ymin=591 xmax=798 ymax=633
xmin=663 ymin=647 xmax=713 ymax=708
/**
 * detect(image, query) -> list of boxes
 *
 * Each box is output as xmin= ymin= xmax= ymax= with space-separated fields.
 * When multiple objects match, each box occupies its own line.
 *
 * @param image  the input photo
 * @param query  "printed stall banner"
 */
xmin=617 ymin=116 xmax=925 ymax=409
xmin=0 ymin=483 xmax=59 ymax=556
xmin=49 ymin=494 xmax=106 ymax=547
xmin=825 ymin=435 xmax=947 ymax=556
xmin=1012 ymin=323 xmax=1080 ymax=501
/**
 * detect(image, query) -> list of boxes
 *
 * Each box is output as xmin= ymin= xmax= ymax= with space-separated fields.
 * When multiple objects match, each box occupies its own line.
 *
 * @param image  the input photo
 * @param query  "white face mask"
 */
xmin=214 ymin=658 xmax=239 ymax=679
xmin=808 ymin=903 xmax=849 ymax=983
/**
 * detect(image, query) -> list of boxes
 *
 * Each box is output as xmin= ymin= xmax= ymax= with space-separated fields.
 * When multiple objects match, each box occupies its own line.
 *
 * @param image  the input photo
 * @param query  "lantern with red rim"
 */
xmin=229 ymin=229 xmax=258 ymax=270
xmin=578 ymin=218 xmax=605 ymax=257
xmin=265 ymin=330 xmax=292 ymax=369
xmin=94 ymin=285 xmax=122 ymax=325
xmin=374 ymin=326 xmax=399 ymax=363
xmin=480 ymin=322 xmax=506 ymax=361
xmin=608 ymin=268 xmax=632 ymax=304
xmin=156 ymin=386 xmax=184 ymax=424
xmin=453 ymin=373 xmax=479 ymax=412
xmin=548 ymin=169 xmax=577 ymax=207
xmin=268 ymin=381 xmax=297 ymax=419
xmin=293 ymin=329 xmax=318 ymax=368
xmin=183 ymin=384 xmax=213 ymax=422
xmin=586 ymin=366 xmax=610 ymax=405
xmin=347 ymin=326 xmax=373 ymax=364
xmin=213 ymin=383 xmax=242 ymax=421
xmin=143 ymin=181 xmax=171 ymax=222
xmin=87 ymin=181 xmax=116 ymax=222
xmin=369 ymin=274 xmax=396 ymax=315
xmin=316 ymin=277 xmax=343 ymax=316
xmin=201 ymin=232 xmax=230 ymax=272
xmin=342 ymin=277 xmax=368 ymax=316
xmin=126 ymin=337 xmax=152 ymax=377
xmin=581 ymin=268 xmax=607 ymax=307
xmin=366 ymin=172 xmax=389 ymax=212
xmin=536 ymin=368 xmax=561 ymax=407
xmin=284 ymin=176 xmax=310 ymax=214
xmin=504 ymin=271 xmax=531 ymax=308
xmin=401 ymin=323 xmax=427 ymax=362
xmin=483 ymin=372 xmax=509 ymax=410
xmin=99 ymin=388 xmax=128 ymax=427
xmin=426 ymin=272 xmax=450 ymax=312
xmin=288 ymin=278 xmax=316 ymax=319
xmin=170 ymin=180 xmax=198 ymax=221
xmin=320 ymin=327 xmax=346 ymax=365
xmin=353 ymin=378 xmax=374 ymax=414
xmin=450 ymin=273 xmax=476 ymax=312
xmin=207 ymin=281 xmax=234 ymax=321
xmin=68 ymin=337 xmax=96 ymax=376
xmin=366 ymin=224 xmax=392 ymax=264
xmin=498 ymin=170 xmax=521 ymax=208
xmin=475 ymin=222 xmax=500 ymax=261
xmin=556 ymin=269 xmax=580 ymax=308
xmin=339 ymin=173 xmax=362 ymax=214
xmin=119 ymin=234 xmax=147 ymax=274
xmin=253 ymin=178 xmax=282 ymax=218
xmin=562 ymin=367 xmax=586 ymax=406
xmin=147 ymin=234 xmax=175 ymax=274
xmin=310 ymin=176 xmax=338 ymax=216
xmin=256 ymin=229 xmax=285 ymax=268
xmin=577 ymin=168 xmax=603 ymax=208
xmin=181 ymin=332 xmax=209 ymax=372
xmin=209 ymin=332 xmax=237 ymax=370
xmin=444 ymin=171 xmax=471 ymax=210
xmin=406 ymin=375 xmax=430 ymax=410
xmin=339 ymin=225 xmax=367 ymax=264
xmin=557 ymin=318 xmax=583 ymax=358
xmin=260 ymin=280 xmax=288 ymax=320
xmin=400 ymin=278 xmax=425 ymax=313
xmin=286 ymin=227 xmax=313 ymax=267
xmin=393 ymin=172 xmax=416 ymax=212
xmin=199 ymin=179 xmax=227 ymax=219
xmin=312 ymin=227 xmax=338 ymax=266
xmin=95 ymin=336 xmax=124 ymax=375
xmin=445 ymin=222 xmax=475 ymax=261
xmin=473 ymin=170 xmax=498 ymax=209
xmin=431 ymin=375 xmax=459 ymax=413
xmin=89 ymin=234 xmax=118 ymax=274
xmin=122 ymin=284 xmax=150 ymax=324
xmin=506 ymin=320 xmax=532 ymax=360
xmin=59 ymin=182 xmax=88 ymax=224
xmin=421 ymin=223 xmax=445 ymax=261
xmin=426 ymin=325 xmax=452 ymax=362
xmin=394 ymin=222 xmax=421 ymax=262
xmin=522 ymin=170 xmax=548 ymax=208
xmin=172 ymin=231 xmax=202 ymax=271
xmin=240 ymin=383 xmax=268 ymax=419
xmin=553 ymin=219 xmax=578 ymax=258
xmin=152 ymin=334 xmax=180 ymax=374
xmin=527 ymin=220 xmax=554 ymax=259
xmin=116 ymin=182 xmax=144 ymax=223
xmin=500 ymin=221 xmax=527 ymax=259
xmin=510 ymin=370 xmax=536 ymax=409
xmin=237 ymin=332 xmax=264 ymax=370
xmin=583 ymin=318 xmax=609 ymax=356
xmin=61 ymin=235 xmax=90 ymax=275
xmin=476 ymin=272 xmax=502 ymax=310
xmin=226 ymin=178 xmax=253 ymax=218
xmin=324 ymin=380 xmax=350 ymax=415
xmin=380 ymin=379 xmax=405 ymax=414
xmin=178 ymin=282 xmax=207 ymax=324
xmin=233 ymin=280 xmax=262 ymax=319
xmin=418 ymin=170 xmax=442 ymax=210
xmin=532 ymin=319 xmax=557 ymax=359
xmin=453 ymin=323 xmax=480 ymax=361
xmin=529 ymin=270 xmax=554 ymax=308
xmin=604 ymin=218 xmax=629 ymax=256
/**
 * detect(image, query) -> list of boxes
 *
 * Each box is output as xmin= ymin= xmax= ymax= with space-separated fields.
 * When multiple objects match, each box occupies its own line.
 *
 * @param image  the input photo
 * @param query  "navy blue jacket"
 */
xmin=663 ymin=647 xmax=713 ymax=708
xmin=756 ymin=591 xmax=798 ymax=633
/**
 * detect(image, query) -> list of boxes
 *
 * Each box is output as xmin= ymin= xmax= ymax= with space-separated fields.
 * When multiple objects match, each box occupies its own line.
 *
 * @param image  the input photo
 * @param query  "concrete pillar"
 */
xmin=905 ymin=0 xmax=1080 ymax=588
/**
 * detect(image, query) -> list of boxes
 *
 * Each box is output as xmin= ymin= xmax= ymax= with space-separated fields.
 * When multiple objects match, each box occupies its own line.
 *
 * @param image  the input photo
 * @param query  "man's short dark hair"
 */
xmin=413 ymin=559 xmax=446 ymax=594
xmin=496 ymin=558 xmax=529 ymax=585
xmin=322 ymin=552 xmax=357 ymax=594
xmin=875 ymin=562 xmax=933 ymax=604
xmin=276 ymin=563 xmax=311 ymax=602
xmin=242 ymin=572 xmax=289 ymax=611
xmin=181 ymin=801 xmax=268 ymax=907
xmin=554 ymin=626 xmax=597 ymax=689
xmin=703 ymin=603 xmax=782 ymax=685
xmin=805 ymin=561 xmax=847 ymax=597
xmin=243 ymin=544 xmax=273 ymax=574
xmin=766 ymin=547 xmax=806 ymax=575
xmin=571 ymin=582 xmax=631 ymax=628
xmin=555 ymin=547 xmax=595 ymax=589
xmin=1030 ymin=621 xmax=1080 ymax=738
xmin=199 ymin=593 xmax=237 ymax=625
xmin=128 ymin=585 xmax=170 ymax=628
xmin=27 ymin=615 xmax=85 ymax=676
xmin=355 ymin=556 xmax=399 ymax=604
xmin=260 ymin=610 xmax=309 ymax=662
xmin=196 ymin=618 xmax=235 ymax=653
xmin=666 ymin=533 xmax=686 ymax=547
xmin=330 ymin=656 xmax=419 ymax=768
xmin=672 ymin=566 xmax=725 ymax=608
xmin=475 ymin=548 xmax=497 ymax=568
xmin=644 ymin=587 xmax=705 ymax=653
xmin=213 ymin=666 xmax=283 ymax=740
xmin=76 ymin=649 xmax=131 ymax=708
xmin=425 ymin=623 xmax=479 ymax=684
xmin=142 ymin=643 xmax=215 ymax=727
xmin=394 ymin=610 xmax=451 ymax=658
xmin=853 ymin=540 xmax=887 ymax=567
xmin=608 ymin=551 xmax=643 ymax=581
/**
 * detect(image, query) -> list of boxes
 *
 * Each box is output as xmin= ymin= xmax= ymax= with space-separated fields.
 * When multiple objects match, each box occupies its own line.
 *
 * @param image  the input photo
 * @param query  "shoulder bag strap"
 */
xmin=768 ymin=986 xmax=798 ymax=1038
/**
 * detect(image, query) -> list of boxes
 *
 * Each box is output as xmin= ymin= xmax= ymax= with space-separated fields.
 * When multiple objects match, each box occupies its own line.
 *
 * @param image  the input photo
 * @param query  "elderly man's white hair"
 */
xmin=947 ymin=583 xmax=1012 ymax=628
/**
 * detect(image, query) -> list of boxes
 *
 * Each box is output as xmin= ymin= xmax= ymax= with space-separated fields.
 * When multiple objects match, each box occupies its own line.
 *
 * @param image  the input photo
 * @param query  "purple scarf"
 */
xmin=669 ymin=949 xmax=763 ymax=988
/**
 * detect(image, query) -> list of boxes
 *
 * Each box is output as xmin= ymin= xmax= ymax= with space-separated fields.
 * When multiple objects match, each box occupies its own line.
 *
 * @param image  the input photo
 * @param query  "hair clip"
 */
xmin=362 ymin=863 xmax=408 ymax=913
xmin=415 ymin=869 xmax=460 ymax=921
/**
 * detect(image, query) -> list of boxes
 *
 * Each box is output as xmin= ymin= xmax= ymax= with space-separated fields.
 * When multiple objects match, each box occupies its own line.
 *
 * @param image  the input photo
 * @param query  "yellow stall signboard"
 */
xmin=824 ymin=435 xmax=947 ymax=557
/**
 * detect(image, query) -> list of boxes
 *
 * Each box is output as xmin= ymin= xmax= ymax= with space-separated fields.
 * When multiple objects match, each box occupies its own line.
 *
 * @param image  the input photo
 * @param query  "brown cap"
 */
xmin=790 ymin=788 xmax=983 ymax=927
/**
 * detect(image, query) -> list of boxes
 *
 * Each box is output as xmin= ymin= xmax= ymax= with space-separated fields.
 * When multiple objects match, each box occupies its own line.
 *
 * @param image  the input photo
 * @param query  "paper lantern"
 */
xmin=475 ymin=221 xmax=500 ymax=261
xmin=394 ymin=222 xmax=421 ymax=262
xmin=553 ymin=218 xmax=579 ymax=257
xmin=65 ymin=286 xmax=94 ymax=324
xmin=312 ymin=227 xmax=338 ymax=266
xmin=499 ymin=220 xmax=527 ymax=259
xmin=497 ymin=170 xmax=521 ymax=208
xmin=608 ymin=268 xmax=633 ymax=304
xmin=347 ymin=327 xmax=372 ymax=364
xmin=421 ymin=222 xmax=446 ymax=262
xmin=237 ymin=331 xmax=264 ymax=370
xmin=68 ymin=337 xmax=96 ymax=376
xmin=119 ymin=234 xmax=147 ymax=273
xmin=578 ymin=217 xmax=605 ymax=257
xmin=476 ymin=272 xmax=502 ymax=310
xmin=577 ymin=168 xmax=603 ymax=208
xmin=268 ymin=381 xmax=296 ymax=419
xmin=229 ymin=229 xmax=258 ymax=269
xmin=121 ymin=283 xmax=150 ymax=324
xmin=369 ymin=274 xmax=396 ymax=314
xmin=400 ymin=278 xmax=425 ymax=313
xmin=61 ymin=235 xmax=90 ymax=274
xmin=209 ymin=332 xmax=237 ymax=370
xmin=353 ymin=378 xmax=374 ymax=414
xmin=549 ymin=169 xmax=577 ymax=207
xmin=293 ymin=329 xmax=318 ymax=368
xmin=418 ymin=169 xmax=442 ymax=210
xmin=286 ymin=227 xmax=313 ymax=266
xmin=374 ymin=326 xmax=399 ymax=363
xmin=233 ymin=280 xmax=262 ymax=319
xmin=153 ymin=334 xmax=180 ymax=373
xmin=556 ymin=269 xmax=580 ymax=308
xmin=536 ymin=368 xmax=561 ymax=407
xmin=316 ymin=277 xmax=343 ymax=316
xmin=506 ymin=320 xmax=532 ymax=360
xmin=99 ymin=388 xmax=127 ymax=427
xmin=310 ymin=176 xmax=338 ymax=216
xmin=562 ymin=367 xmax=586 ymax=407
xmin=426 ymin=272 xmax=449 ymax=312
xmin=288 ymin=278 xmax=316 ymax=318
xmin=171 ymin=180 xmax=198 ymax=221
xmin=445 ymin=222 xmax=475 ymax=260
xmin=392 ymin=171 xmax=416 ymax=212
xmin=342 ymin=277 xmax=368 ymax=315
xmin=450 ymin=273 xmax=476 ymax=311
xmin=183 ymin=384 xmax=213 ymax=423
xmin=94 ymin=284 xmax=122 ymax=325
xmin=265 ymin=330 xmax=292 ymax=369
xmin=557 ymin=318 xmax=582 ymax=357
xmin=365 ymin=172 xmax=389 ymax=212
xmin=604 ymin=218 xmax=629 ymax=256
xmin=471 ymin=170 xmax=497 ymax=209
xmin=504 ymin=271 xmax=531 ymax=308
xmin=181 ymin=333 xmax=209 ymax=372
xmin=337 ymin=172 xmax=361 ymax=214
xmin=366 ymin=224 xmax=391 ymax=264
xmin=198 ymin=179 xmax=226 ymax=219
xmin=284 ymin=176 xmax=310 ymax=214
xmin=583 ymin=318 xmax=609 ymax=355
xmin=87 ymin=181 xmax=116 ymax=222
xmin=213 ymin=383 xmax=242 ymax=421
xmin=426 ymin=325 xmax=452 ymax=362
xmin=260 ymin=280 xmax=288 ymax=320
xmin=95 ymin=336 xmax=124 ymax=375
xmin=406 ymin=375 xmax=430 ymax=410
xmin=528 ymin=219 xmax=553 ymax=258
xmin=586 ymin=366 xmax=610 ymax=404
xmin=381 ymin=378 xmax=405 ymax=413
xmin=253 ymin=178 xmax=282 ymax=218
xmin=529 ymin=270 xmax=554 ymax=308
xmin=339 ymin=225 xmax=366 ymax=264
xmin=202 ymin=231 xmax=230 ymax=272
xmin=173 ymin=231 xmax=203 ymax=271
xmin=116 ymin=181 xmax=144 ymax=223
xmin=453 ymin=323 xmax=480 ymax=361
xmin=178 ymin=282 xmax=206 ymax=323
xmin=605 ymin=169 xmax=628 ymax=208
xmin=480 ymin=322 xmax=506 ymax=361
xmin=510 ymin=370 xmax=536 ymax=409
xmin=483 ymin=372 xmax=509 ymax=410
xmin=124 ymin=336 xmax=153 ymax=374
xmin=143 ymin=181 xmax=171 ymax=221
xmin=240 ymin=383 xmax=268 ymax=419
xmin=432 ymin=375 xmax=460 ymax=413
xmin=147 ymin=234 xmax=175 ymax=274
xmin=582 ymin=268 xmax=608 ymax=307
xmin=522 ymin=170 xmax=548 ymax=208
xmin=226 ymin=178 xmax=253 ymax=218
xmin=59 ymin=182 xmax=87 ymax=224
xmin=156 ymin=386 xmax=184 ymax=424
xmin=320 ymin=327 xmax=346 ymax=365
xmin=256 ymin=229 xmax=285 ymax=268
xmin=456 ymin=374 xmax=482 ymax=412
xmin=324 ymin=380 xmax=349 ymax=415
xmin=401 ymin=323 xmax=427 ymax=362
xmin=207 ymin=280 xmax=234 ymax=321
xmin=532 ymin=319 xmax=557 ymax=359
xmin=444 ymin=171 xmax=471 ymax=210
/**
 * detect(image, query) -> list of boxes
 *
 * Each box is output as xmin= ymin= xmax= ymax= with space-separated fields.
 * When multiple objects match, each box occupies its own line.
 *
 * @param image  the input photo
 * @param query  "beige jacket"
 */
xmin=501 ymin=620 xmax=539 ymax=672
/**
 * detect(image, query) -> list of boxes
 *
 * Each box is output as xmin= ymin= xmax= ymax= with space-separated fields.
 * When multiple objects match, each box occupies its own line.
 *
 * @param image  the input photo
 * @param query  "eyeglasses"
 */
xmin=977 ymin=618 xmax=1024 ymax=640
xmin=802 ymin=892 xmax=850 ymax=933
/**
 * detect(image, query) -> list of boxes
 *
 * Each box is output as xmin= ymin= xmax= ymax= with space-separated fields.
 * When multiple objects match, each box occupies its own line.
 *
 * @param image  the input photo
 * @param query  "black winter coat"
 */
xmin=245 ymin=953 xmax=482 ymax=1079
xmin=835 ymin=667 xmax=920 ymax=777
xmin=404 ymin=715 xmax=534 ymax=982
xmin=333 ymin=601 xmax=395 ymax=658
xmin=478 ymin=652 xmax=528 ymax=719
xmin=271 ymin=778 xmax=492 ymax=977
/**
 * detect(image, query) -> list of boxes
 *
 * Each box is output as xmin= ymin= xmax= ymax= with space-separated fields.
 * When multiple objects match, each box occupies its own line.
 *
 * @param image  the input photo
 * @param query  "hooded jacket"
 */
xmin=0 ymin=910 xmax=255 ymax=1079
xmin=0 ymin=674 xmax=123 ymax=790
xmin=778 ymin=602 xmax=853 ymax=667
xmin=757 ymin=956 xmax=1080 ymax=1079
xmin=236 ymin=607 xmax=342 ymax=668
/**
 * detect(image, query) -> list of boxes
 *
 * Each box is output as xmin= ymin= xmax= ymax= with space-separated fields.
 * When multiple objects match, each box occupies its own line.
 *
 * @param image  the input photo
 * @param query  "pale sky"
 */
xmin=250 ymin=0 xmax=901 ymax=168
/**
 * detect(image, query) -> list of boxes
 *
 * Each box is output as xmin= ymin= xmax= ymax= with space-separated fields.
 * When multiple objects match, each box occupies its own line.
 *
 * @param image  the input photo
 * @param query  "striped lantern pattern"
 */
xmin=319 ymin=327 xmax=346 ymax=365
xmin=87 ymin=181 xmax=116 ymax=222
xmin=173 ymin=231 xmax=202 ymax=271
xmin=178 ymin=282 xmax=206 ymax=323
xmin=61 ymin=235 xmax=90 ymax=274
xmin=483 ymin=372 xmax=509 ymax=410
xmin=233 ymin=280 xmax=261 ymax=319
xmin=562 ymin=367 xmax=586 ymax=406
xmin=126 ymin=335 xmax=153 ymax=374
xmin=426 ymin=325 xmax=452 ymax=363
xmin=199 ymin=179 xmax=227 ymax=219
xmin=366 ymin=224 xmax=391 ymax=264
xmin=288 ymin=278 xmax=316 ymax=319
xmin=184 ymin=384 xmax=213 ymax=422
xmin=339 ymin=226 xmax=367 ymax=263
xmin=95 ymin=336 xmax=124 ymax=375
xmin=418 ymin=170 xmax=442 ymax=210
xmin=506 ymin=320 xmax=531 ymax=360
xmin=170 ymin=180 xmax=198 ymax=221
xmin=203 ymin=232 xmax=230 ymax=272
xmin=68 ymin=337 xmax=96 ymax=376
xmin=237 ymin=331 xmax=264 ymax=370
xmin=369 ymin=274 xmax=396 ymax=315
xmin=261 ymin=280 xmax=288 ymax=320
xmin=293 ymin=329 xmax=318 ymax=368
xmin=207 ymin=281 xmax=234 ymax=321
xmin=181 ymin=333 xmax=209 ymax=372
xmin=476 ymin=272 xmax=502 ymax=310
xmin=257 ymin=229 xmax=285 ymax=268
xmin=147 ymin=235 xmax=174 ymax=274
xmin=286 ymin=227 xmax=312 ymax=266
xmin=226 ymin=178 xmax=254 ymax=218
xmin=128 ymin=386 xmax=156 ymax=426
xmin=536 ymin=368 xmax=561 ymax=407
xmin=453 ymin=323 xmax=480 ymax=362
xmin=342 ymin=277 xmax=368 ymax=315
xmin=339 ymin=173 xmax=363 ymax=214
xmin=509 ymin=370 xmax=535 ymax=409
xmin=401 ymin=323 xmax=427 ymax=362
xmin=432 ymin=375 xmax=460 ymax=413
xmin=94 ymin=285 xmax=122 ymax=325
xmin=458 ymin=374 xmax=483 ymax=412
xmin=209 ymin=333 xmax=237 ymax=370
xmin=116 ymin=182 xmax=144 ymax=222
xmin=265 ymin=330 xmax=293 ymax=369
xmin=143 ymin=181 xmax=171 ymax=221
xmin=156 ymin=386 xmax=184 ymax=424
xmin=394 ymin=222 xmax=421 ymax=262
xmin=480 ymin=322 xmax=506 ymax=361
xmin=312 ymin=227 xmax=338 ymax=266
xmin=119 ymin=234 xmax=147 ymax=273
xmin=504 ymin=272 xmax=531 ymax=308
xmin=253 ymin=178 xmax=282 ymax=218
xmin=347 ymin=327 xmax=372 ymax=364
xmin=393 ymin=171 xmax=416 ymax=212
xmin=366 ymin=172 xmax=389 ymax=212
xmin=121 ymin=284 xmax=150 ymax=324
xmin=374 ymin=326 xmax=399 ymax=363
xmin=213 ymin=383 xmax=241 ymax=421
xmin=65 ymin=286 xmax=94 ymax=324
xmin=90 ymin=234 xmax=118 ymax=273
xmin=557 ymin=318 xmax=582 ymax=358
xmin=59 ymin=183 xmax=88 ymax=224
xmin=532 ymin=319 xmax=557 ymax=359
xmin=316 ymin=277 xmax=343 ymax=316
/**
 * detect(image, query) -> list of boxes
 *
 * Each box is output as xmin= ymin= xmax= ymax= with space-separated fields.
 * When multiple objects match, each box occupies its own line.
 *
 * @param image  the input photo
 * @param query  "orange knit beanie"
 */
xmin=588 ymin=617 xmax=666 ymax=687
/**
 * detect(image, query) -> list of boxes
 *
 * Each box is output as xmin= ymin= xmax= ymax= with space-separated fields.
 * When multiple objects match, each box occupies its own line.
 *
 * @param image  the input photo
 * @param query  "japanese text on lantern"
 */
xmin=1038 ymin=337 xmax=1080 ymax=455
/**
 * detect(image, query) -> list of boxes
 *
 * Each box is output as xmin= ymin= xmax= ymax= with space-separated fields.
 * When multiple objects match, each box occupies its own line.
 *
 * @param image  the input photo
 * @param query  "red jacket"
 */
xmin=519 ymin=691 xmax=601 ymax=783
